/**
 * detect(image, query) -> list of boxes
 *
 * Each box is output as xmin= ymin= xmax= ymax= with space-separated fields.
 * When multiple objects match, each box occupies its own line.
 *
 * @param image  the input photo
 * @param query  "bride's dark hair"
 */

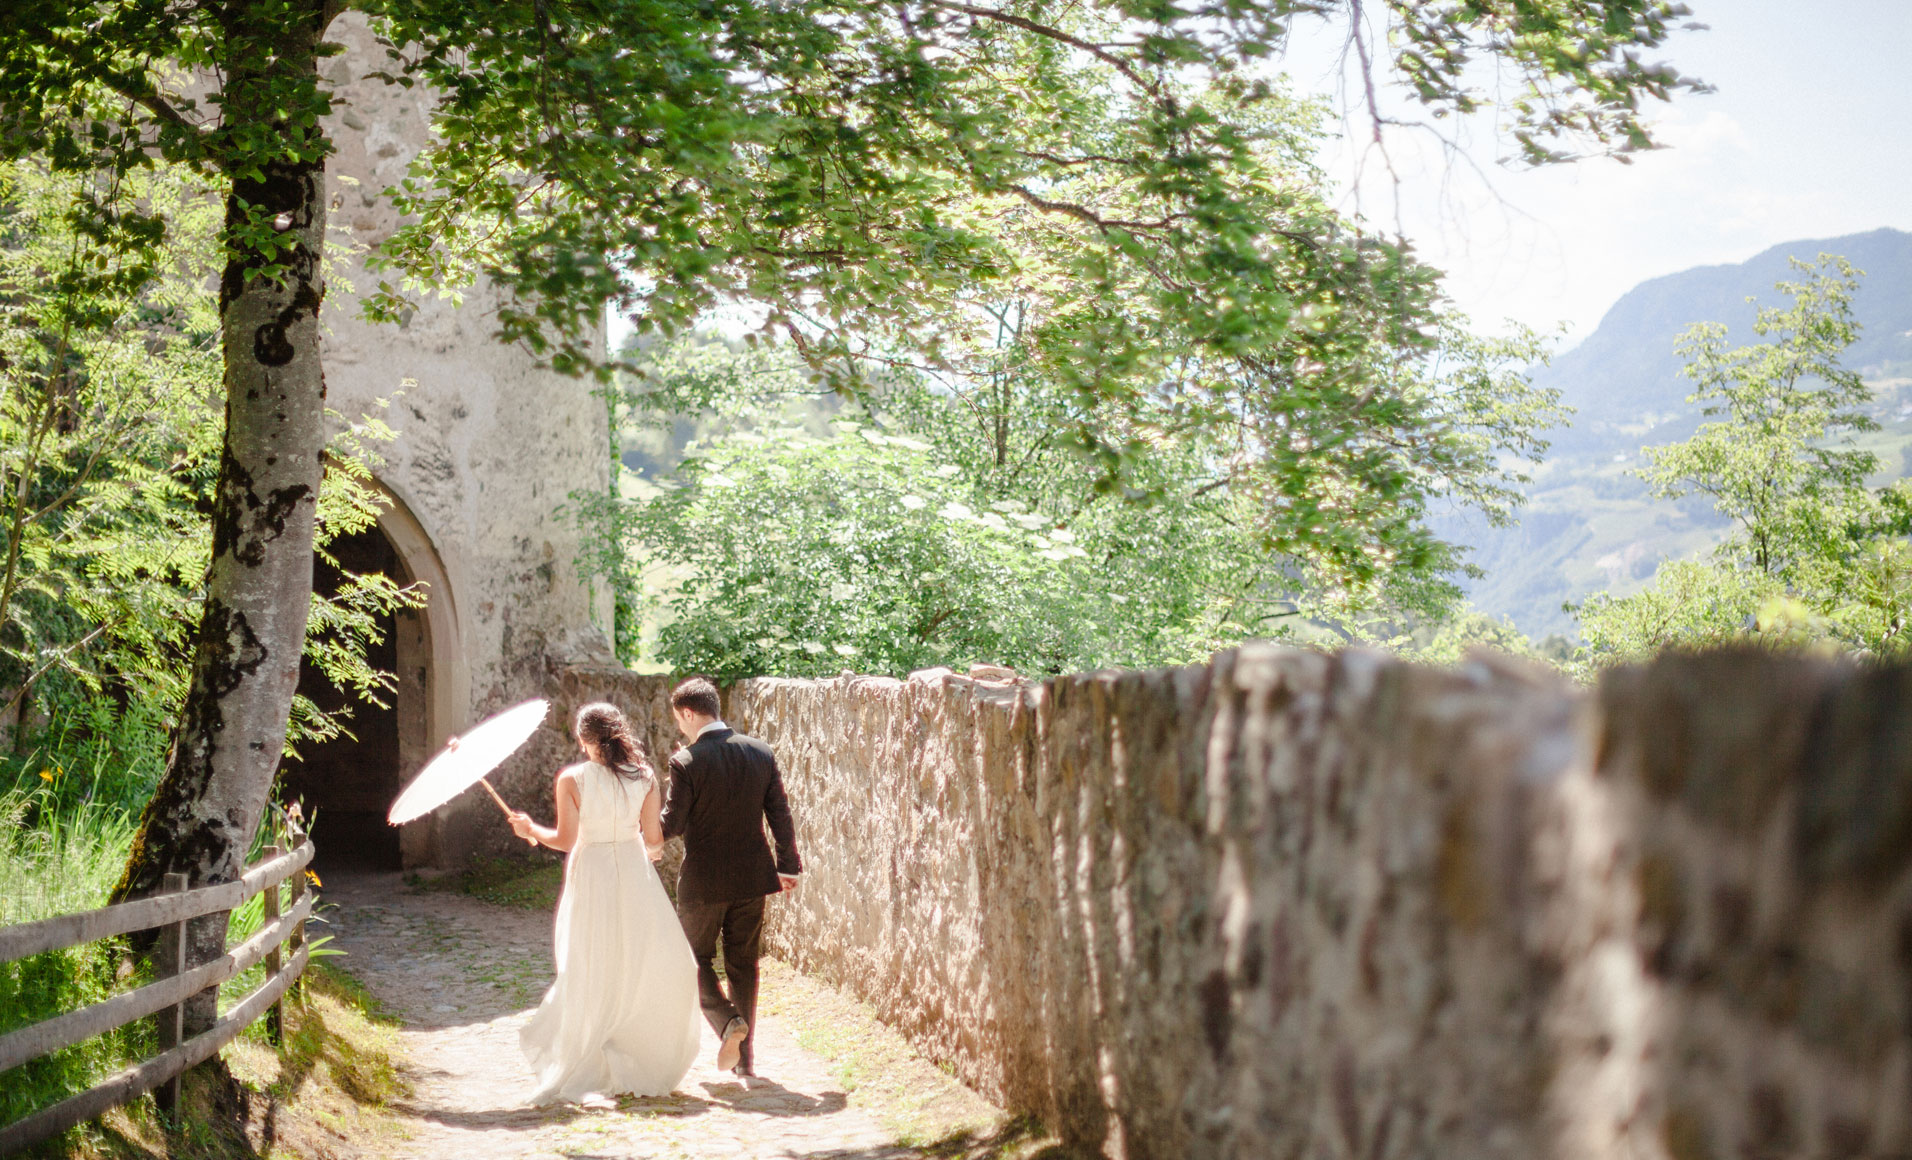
xmin=575 ymin=703 xmax=652 ymax=783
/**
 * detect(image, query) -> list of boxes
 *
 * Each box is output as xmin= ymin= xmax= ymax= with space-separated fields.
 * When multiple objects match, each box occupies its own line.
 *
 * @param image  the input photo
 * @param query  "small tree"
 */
xmin=0 ymin=155 xmax=420 ymax=795
xmin=1639 ymin=256 xmax=1879 ymax=582
xmin=1577 ymin=257 xmax=1912 ymax=668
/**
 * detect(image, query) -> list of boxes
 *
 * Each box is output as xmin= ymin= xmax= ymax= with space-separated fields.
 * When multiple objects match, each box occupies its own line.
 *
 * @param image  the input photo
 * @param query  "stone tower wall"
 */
xmin=316 ymin=13 xmax=616 ymax=863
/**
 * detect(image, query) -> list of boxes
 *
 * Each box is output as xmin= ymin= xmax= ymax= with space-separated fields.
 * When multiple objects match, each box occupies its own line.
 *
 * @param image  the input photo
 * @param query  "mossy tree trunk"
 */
xmin=113 ymin=0 xmax=334 ymax=1037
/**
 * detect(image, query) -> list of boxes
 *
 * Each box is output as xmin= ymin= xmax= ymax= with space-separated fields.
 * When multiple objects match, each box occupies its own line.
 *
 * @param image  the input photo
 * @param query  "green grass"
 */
xmin=0 ymin=695 xmax=414 ymax=1158
xmin=26 ymin=961 xmax=416 ymax=1160
xmin=0 ymin=783 xmax=349 ymax=1155
xmin=0 ymin=783 xmax=139 ymax=925
xmin=408 ymin=855 xmax=566 ymax=911
xmin=0 ymin=787 xmax=155 ymax=1137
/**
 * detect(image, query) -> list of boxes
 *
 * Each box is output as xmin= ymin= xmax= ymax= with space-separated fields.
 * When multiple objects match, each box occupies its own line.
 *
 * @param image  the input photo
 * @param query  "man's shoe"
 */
xmin=717 ymin=1017 xmax=748 ymax=1072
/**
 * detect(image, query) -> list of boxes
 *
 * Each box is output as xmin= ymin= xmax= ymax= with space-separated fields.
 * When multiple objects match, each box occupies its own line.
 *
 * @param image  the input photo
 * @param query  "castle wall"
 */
xmin=315 ymin=13 xmax=617 ymax=864
xmin=685 ymin=648 xmax=1903 ymax=1160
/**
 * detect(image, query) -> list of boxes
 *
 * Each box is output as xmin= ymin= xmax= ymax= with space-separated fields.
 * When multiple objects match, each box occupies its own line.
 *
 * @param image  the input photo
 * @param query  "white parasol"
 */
xmin=386 ymin=698 xmax=550 ymax=825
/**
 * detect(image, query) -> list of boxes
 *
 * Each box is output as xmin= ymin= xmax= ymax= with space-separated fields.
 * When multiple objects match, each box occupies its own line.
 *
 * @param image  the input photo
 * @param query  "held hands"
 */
xmin=778 ymin=873 xmax=800 ymax=894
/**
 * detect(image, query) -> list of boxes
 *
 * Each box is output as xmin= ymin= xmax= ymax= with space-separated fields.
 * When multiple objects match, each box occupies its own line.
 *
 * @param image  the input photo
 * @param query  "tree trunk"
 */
xmin=114 ymin=0 xmax=332 ymax=1037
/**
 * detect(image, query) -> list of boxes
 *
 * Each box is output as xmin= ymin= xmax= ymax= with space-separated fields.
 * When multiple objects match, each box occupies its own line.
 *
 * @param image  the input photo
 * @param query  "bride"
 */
xmin=508 ymin=702 xmax=701 ymax=1103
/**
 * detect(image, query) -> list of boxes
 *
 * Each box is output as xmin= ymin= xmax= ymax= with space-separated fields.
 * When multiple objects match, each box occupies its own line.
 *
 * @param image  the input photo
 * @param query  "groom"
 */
xmin=661 ymin=676 xmax=803 ymax=1078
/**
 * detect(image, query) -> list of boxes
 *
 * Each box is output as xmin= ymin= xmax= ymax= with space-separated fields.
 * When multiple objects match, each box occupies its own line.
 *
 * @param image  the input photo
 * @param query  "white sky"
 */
xmin=1287 ymin=0 xmax=1912 ymax=346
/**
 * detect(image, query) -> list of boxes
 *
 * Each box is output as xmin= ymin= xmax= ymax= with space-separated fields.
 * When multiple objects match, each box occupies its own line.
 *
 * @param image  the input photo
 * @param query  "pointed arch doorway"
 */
xmin=278 ymin=485 xmax=467 ymax=871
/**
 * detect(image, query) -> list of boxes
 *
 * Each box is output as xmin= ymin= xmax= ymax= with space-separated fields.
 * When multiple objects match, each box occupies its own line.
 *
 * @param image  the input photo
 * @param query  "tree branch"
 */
xmin=97 ymin=70 xmax=207 ymax=149
xmin=0 ymin=617 xmax=117 ymax=725
xmin=1007 ymin=184 xmax=1193 ymax=234
xmin=922 ymin=1 xmax=1158 ymax=95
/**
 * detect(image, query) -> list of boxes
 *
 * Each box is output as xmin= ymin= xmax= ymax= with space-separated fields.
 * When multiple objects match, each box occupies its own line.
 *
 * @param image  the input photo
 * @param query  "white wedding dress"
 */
xmin=520 ymin=761 xmax=701 ymax=1103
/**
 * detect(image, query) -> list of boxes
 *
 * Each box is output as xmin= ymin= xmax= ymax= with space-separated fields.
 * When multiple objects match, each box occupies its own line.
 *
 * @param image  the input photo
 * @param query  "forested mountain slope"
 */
xmin=1451 ymin=227 xmax=1912 ymax=637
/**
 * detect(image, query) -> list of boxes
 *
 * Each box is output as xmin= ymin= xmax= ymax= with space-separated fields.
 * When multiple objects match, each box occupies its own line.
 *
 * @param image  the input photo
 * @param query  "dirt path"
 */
xmin=320 ymin=872 xmax=1044 ymax=1160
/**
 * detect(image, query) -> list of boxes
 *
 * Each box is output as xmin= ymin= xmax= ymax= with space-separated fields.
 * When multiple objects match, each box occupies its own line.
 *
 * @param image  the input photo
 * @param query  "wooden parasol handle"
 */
xmin=478 ymin=777 xmax=514 ymax=817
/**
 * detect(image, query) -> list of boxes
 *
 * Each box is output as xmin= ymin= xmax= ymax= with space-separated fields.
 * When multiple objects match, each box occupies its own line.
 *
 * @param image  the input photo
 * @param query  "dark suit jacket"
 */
xmin=661 ymin=727 xmax=802 ymax=906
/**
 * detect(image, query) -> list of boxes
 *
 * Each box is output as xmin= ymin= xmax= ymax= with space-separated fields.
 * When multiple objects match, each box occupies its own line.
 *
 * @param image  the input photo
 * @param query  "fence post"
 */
xmin=153 ymin=871 xmax=188 ymax=1117
xmin=262 ymin=845 xmax=283 ymax=1045
xmin=287 ymin=823 xmax=308 ymax=1008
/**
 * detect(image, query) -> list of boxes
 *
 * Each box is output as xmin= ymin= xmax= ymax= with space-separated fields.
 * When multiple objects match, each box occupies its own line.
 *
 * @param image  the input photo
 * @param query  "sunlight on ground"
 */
xmin=42 ymin=963 xmax=409 ymax=1160
xmin=408 ymin=857 xmax=566 ymax=912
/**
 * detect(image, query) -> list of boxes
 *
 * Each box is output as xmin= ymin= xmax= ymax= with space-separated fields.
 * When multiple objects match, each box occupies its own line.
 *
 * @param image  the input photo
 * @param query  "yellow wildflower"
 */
xmin=305 ymin=869 xmax=322 ymax=888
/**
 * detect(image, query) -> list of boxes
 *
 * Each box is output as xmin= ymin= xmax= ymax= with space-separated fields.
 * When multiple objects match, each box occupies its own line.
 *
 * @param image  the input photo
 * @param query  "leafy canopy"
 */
xmin=583 ymin=239 xmax=1560 ymax=681
xmin=362 ymin=0 xmax=1705 ymax=367
xmin=571 ymin=66 xmax=1569 ymax=666
xmin=583 ymin=335 xmax=1285 ymax=678
xmin=1 ymin=0 xmax=1691 ymax=632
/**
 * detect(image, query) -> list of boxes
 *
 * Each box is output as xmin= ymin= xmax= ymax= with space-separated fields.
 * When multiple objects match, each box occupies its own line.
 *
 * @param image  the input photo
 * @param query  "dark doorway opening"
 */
xmin=280 ymin=524 xmax=403 ymax=872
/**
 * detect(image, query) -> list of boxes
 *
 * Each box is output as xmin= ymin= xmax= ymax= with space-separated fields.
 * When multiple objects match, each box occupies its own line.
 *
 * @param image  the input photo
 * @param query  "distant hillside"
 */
xmin=1449 ymin=227 xmax=1912 ymax=638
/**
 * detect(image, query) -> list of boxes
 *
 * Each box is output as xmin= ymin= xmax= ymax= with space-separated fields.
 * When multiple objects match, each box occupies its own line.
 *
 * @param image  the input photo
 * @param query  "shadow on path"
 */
xmin=391 ymin=1099 xmax=592 ymax=1134
xmin=791 ymin=1117 xmax=1079 ymax=1160
xmin=696 ymin=1075 xmax=852 ymax=1118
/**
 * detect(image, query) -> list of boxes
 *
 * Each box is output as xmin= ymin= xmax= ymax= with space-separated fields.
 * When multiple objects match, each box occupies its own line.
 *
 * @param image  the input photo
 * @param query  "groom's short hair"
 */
xmin=670 ymin=677 xmax=721 ymax=719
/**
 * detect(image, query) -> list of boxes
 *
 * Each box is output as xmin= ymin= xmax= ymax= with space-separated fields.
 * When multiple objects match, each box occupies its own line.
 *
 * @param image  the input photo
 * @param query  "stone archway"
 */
xmin=279 ymin=484 xmax=467 ymax=870
xmin=375 ymin=484 xmax=469 ymax=868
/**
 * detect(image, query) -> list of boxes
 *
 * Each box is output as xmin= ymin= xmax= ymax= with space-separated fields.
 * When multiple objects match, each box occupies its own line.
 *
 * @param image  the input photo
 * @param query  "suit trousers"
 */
xmin=677 ymin=895 xmax=765 ymax=1071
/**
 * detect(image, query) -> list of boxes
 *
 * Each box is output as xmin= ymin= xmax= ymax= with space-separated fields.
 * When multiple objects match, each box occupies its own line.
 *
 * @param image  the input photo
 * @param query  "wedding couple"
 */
xmin=505 ymin=677 xmax=803 ymax=1103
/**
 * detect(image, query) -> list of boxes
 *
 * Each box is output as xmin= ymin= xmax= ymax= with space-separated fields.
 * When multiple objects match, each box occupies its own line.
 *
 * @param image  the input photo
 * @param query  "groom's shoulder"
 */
xmin=722 ymin=730 xmax=777 ymax=759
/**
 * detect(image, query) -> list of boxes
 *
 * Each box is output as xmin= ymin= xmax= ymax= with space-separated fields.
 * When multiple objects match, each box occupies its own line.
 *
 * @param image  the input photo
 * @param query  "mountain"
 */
xmin=1449 ymin=228 xmax=1912 ymax=639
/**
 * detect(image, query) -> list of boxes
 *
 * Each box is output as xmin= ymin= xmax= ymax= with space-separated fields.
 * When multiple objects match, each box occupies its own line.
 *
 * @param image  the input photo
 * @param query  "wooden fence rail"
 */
xmin=0 ymin=836 xmax=315 ymax=1155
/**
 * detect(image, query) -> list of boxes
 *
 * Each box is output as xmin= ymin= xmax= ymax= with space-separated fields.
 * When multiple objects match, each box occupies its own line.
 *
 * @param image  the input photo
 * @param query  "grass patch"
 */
xmin=2 ymin=774 xmax=411 ymax=1158
xmin=408 ymin=855 xmax=565 ymax=911
xmin=11 ymin=962 xmax=412 ymax=1160
xmin=121 ymin=962 xmax=402 ymax=1158
xmin=758 ymin=959 xmax=1071 ymax=1157
xmin=0 ymin=789 xmax=157 ymax=1142
xmin=216 ymin=961 xmax=411 ymax=1154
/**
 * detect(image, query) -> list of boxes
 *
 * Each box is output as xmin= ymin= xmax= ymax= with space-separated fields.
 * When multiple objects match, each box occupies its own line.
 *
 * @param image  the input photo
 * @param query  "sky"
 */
xmin=1284 ymin=1 xmax=1912 ymax=347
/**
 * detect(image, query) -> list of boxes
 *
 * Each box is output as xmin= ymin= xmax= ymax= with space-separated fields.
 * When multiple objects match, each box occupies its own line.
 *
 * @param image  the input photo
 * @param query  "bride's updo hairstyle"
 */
xmin=575 ymin=703 xmax=652 ymax=783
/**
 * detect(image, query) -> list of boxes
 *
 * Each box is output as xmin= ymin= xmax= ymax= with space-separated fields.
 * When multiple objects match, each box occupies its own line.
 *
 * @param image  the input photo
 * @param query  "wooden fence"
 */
xmin=0 ymin=836 xmax=316 ymax=1154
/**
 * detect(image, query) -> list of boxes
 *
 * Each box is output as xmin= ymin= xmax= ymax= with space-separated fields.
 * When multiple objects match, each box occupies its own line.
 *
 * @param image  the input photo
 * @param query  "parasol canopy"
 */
xmin=386 ymin=698 xmax=550 ymax=825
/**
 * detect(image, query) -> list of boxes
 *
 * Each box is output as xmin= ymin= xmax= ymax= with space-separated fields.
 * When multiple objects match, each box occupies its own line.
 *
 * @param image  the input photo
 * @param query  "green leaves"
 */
xmin=0 ymin=159 xmax=223 ymax=716
xmin=1576 ymin=256 xmax=1912 ymax=668
xmin=573 ymin=332 xmax=1260 ymax=677
xmin=1640 ymin=256 xmax=1878 ymax=582
xmin=356 ymin=0 xmax=1694 ymax=394
xmin=580 ymin=278 xmax=1560 ymax=677
xmin=0 ymin=157 xmax=422 ymax=755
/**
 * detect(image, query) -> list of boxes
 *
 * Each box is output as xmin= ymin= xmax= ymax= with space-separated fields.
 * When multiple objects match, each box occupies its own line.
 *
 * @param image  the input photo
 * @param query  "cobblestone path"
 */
xmin=322 ymin=873 xmax=1048 ymax=1160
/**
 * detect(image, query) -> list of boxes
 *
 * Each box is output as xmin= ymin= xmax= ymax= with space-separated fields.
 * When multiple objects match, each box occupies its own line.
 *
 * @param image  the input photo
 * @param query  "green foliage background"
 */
xmin=1574 ymin=258 xmax=1912 ymax=672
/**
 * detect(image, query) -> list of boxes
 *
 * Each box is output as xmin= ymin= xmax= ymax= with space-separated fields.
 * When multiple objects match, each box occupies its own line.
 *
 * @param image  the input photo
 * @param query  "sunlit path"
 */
xmin=322 ymin=874 xmax=1050 ymax=1160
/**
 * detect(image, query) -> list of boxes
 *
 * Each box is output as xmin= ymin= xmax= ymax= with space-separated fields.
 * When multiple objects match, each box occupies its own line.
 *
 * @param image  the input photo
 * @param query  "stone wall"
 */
xmin=694 ymin=647 xmax=1912 ymax=1160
